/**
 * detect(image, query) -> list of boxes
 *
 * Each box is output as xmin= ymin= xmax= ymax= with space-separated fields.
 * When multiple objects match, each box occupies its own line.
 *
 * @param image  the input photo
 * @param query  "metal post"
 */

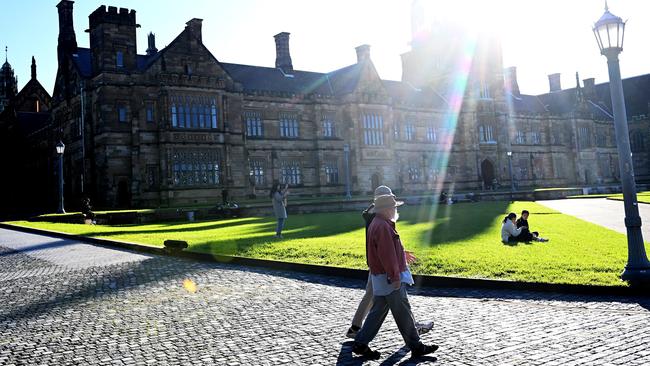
xmin=605 ymin=51 xmax=650 ymax=283
xmin=57 ymin=152 xmax=65 ymax=214
xmin=507 ymin=152 xmax=515 ymax=197
xmin=344 ymin=144 xmax=351 ymax=199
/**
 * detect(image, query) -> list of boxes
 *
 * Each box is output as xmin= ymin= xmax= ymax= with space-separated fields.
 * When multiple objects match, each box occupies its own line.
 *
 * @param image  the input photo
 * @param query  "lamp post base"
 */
xmin=621 ymin=267 xmax=650 ymax=286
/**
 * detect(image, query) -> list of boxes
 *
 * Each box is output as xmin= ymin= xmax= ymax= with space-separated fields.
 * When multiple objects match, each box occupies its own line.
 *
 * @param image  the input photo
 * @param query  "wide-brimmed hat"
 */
xmin=374 ymin=185 xmax=395 ymax=198
xmin=373 ymin=194 xmax=404 ymax=211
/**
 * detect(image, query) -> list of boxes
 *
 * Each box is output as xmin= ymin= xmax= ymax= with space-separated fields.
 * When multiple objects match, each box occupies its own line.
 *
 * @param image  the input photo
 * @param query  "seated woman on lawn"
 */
xmin=501 ymin=212 xmax=534 ymax=244
xmin=516 ymin=210 xmax=549 ymax=242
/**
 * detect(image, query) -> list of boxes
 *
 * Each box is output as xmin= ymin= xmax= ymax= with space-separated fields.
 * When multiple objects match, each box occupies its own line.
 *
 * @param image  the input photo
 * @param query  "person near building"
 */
xmin=352 ymin=194 xmax=438 ymax=360
xmin=270 ymin=181 xmax=289 ymax=238
xmin=346 ymin=186 xmax=433 ymax=339
xmin=516 ymin=210 xmax=549 ymax=242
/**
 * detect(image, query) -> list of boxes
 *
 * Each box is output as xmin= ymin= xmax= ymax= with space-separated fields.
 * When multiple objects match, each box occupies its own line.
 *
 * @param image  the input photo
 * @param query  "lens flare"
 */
xmin=183 ymin=279 xmax=197 ymax=293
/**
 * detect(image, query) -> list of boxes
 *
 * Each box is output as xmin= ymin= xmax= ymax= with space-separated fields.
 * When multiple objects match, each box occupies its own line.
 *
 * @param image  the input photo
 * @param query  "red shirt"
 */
xmin=366 ymin=215 xmax=407 ymax=283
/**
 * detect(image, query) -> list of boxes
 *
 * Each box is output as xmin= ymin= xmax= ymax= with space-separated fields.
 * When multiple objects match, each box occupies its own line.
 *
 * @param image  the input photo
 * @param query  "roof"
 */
xmin=505 ymin=93 xmax=547 ymax=114
xmin=15 ymin=112 xmax=50 ymax=136
xmin=72 ymin=47 xmax=155 ymax=78
xmin=382 ymin=80 xmax=448 ymax=108
xmin=220 ymin=63 xmax=335 ymax=96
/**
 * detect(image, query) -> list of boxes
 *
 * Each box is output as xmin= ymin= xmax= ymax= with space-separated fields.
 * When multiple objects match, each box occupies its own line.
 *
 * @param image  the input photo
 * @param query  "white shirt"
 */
xmin=501 ymin=220 xmax=523 ymax=242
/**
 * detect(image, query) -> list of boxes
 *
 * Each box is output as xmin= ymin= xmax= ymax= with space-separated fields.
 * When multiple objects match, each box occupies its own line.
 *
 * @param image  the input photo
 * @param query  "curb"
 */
xmin=0 ymin=222 xmax=645 ymax=297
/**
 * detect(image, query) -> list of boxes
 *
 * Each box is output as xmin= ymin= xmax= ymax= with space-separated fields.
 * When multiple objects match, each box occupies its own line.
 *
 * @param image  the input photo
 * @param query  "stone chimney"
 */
xmin=56 ymin=0 xmax=77 ymax=63
xmin=185 ymin=18 xmax=203 ymax=43
xmin=274 ymin=32 xmax=293 ymax=74
xmin=504 ymin=66 xmax=520 ymax=96
xmin=583 ymin=78 xmax=596 ymax=98
xmin=548 ymin=73 xmax=561 ymax=92
xmin=146 ymin=32 xmax=158 ymax=56
xmin=355 ymin=44 xmax=370 ymax=63
xmin=31 ymin=56 xmax=37 ymax=80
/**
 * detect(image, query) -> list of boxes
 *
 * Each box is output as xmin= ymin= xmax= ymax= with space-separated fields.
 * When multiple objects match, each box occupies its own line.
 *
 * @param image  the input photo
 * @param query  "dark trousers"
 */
xmin=355 ymin=283 xmax=421 ymax=350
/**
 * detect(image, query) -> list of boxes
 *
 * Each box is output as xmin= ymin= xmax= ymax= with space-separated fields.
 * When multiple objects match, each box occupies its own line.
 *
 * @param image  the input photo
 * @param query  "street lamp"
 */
xmin=507 ymin=151 xmax=514 ymax=193
xmin=56 ymin=140 xmax=65 ymax=214
xmin=343 ymin=144 xmax=352 ymax=199
xmin=593 ymin=3 xmax=650 ymax=284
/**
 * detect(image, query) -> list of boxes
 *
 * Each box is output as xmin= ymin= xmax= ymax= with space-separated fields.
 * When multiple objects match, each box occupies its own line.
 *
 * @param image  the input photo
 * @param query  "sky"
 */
xmin=1 ymin=0 xmax=648 ymax=96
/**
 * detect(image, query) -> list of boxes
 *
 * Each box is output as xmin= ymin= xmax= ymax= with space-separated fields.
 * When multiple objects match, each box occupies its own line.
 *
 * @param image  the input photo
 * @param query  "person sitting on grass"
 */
xmin=501 ymin=212 xmax=534 ymax=244
xmin=516 ymin=210 xmax=549 ymax=242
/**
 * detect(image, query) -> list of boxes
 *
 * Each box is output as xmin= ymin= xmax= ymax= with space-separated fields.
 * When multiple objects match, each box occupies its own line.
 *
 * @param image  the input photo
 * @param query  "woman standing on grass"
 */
xmin=270 ymin=181 xmax=289 ymax=238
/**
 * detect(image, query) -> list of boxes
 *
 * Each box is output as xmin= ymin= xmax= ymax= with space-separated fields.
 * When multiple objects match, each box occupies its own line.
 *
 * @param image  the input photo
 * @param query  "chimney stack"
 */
xmin=355 ymin=44 xmax=370 ymax=63
xmin=146 ymin=32 xmax=158 ymax=56
xmin=504 ymin=66 xmax=520 ymax=96
xmin=548 ymin=73 xmax=561 ymax=92
xmin=583 ymin=78 xmax=596 ymax=98
xmin=56 ymin=0 xmax=77 ymax=63
xmin=185 ymin=18 xmax=203 ymax=43
xmin=274 ymin=32 xmax=293 ymax=74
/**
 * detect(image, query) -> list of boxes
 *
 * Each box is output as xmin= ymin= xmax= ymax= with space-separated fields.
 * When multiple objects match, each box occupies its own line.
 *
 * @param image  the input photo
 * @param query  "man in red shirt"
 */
xmin=352 ymin=194 xmax=438 ymax=360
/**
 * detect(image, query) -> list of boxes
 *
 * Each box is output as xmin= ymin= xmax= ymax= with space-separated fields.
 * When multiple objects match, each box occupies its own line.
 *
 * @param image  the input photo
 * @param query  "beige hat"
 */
xmin=373 ymin=194 xmax=404 ymax=211
xmin=373 ymin=185 xmax=395 ymax=198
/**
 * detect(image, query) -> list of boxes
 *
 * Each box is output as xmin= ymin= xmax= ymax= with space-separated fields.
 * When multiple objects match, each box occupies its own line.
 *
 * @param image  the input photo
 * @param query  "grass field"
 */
xmin=607 ymin=191 xmax=650 ymax=204
xmin=8 ymin=201 xmax=634 ymax=286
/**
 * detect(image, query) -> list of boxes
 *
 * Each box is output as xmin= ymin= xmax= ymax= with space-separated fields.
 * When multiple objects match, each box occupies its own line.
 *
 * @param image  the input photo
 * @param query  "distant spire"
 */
xmin=31 ymin=56 xmax=36 ymax=80
xmin=4 ymin=46 xmax=7 ymax=63
xmin=605 ymin=0 xmax=609 ymax=12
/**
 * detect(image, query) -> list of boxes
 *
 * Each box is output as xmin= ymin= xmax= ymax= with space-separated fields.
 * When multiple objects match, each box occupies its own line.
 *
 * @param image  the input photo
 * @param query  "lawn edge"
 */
xmin=0 ymin=222 xmax=642 ymax=297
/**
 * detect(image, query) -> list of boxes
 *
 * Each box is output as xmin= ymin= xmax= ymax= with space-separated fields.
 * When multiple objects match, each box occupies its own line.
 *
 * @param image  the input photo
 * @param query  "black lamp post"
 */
xmin=507 ymin=151 xmax=514 ymax=195
xmin=56 ymin=140 xmax=65 ymax=214
xmin=593 ymin=3 xmax=650 ymax=284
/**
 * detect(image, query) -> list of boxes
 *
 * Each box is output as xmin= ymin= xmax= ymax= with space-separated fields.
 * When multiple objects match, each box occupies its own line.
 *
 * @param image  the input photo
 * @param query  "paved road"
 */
xmin=539 ymin=198 xmax=650 ymax=240
xmin=1 ymin=228 xmax=649 ymax=365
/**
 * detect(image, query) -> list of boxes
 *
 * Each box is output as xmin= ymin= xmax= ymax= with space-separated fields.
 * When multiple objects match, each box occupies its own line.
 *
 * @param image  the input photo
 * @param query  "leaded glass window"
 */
xmin=281 ymin=161 xmax=301 ymax=185
xmin=171 ymin=149 xmax=221 ymax=186
xmin=324 ymin=162 xmax=339 ymax=184
xmin=245 ymin=111 xmax=263 ymax=137
xmin=169 ymin=95 xmax=218 ymax=130
xmin=249 ymin=159 xmax=265 ymax=186
xmin=408 ymin=161 xmax=421 ymax=182
xmin=405 ymin=122 xmax=416 ymax=141
xmin=426 ymin=124 xmax=437 ymax=143
xmin=280 ymin=113 xmax=299 ymax=138
xmin=362 ymin=113 xmax=384 ymax=145
xmin=322 ymin=114 xmax=335 ymax=138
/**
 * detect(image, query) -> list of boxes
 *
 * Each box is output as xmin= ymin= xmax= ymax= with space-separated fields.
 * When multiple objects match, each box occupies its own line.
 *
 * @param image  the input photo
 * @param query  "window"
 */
xmin=117 ymin=103 xmax=128 ymax=123
xmin=322 ymin=114 xmax=335 ymax=138
xmin=578 ymin=127 xmax=591 ymax=149
xmin=515 ymin=130 xmax=526 ymax=144
xmin=280 ymin=113 xmax=299 ymax=138
xmin=170 ymin=96 xmax=218 ymax=130
xmin=171 ymin=149 xmax=221 ymax=186
xmin=146 ymin=165 xmax=157 ymax=189
xmin=116 ymin=51 xmax=124 ymax=68
xmin=245 ymin=111 xmax=263 ymax=137
xmin=324 ymin=162 xmax=339 ymax=184
xmin=518 ymin=158 xmax=529 ymax=179
xmin=405 ymin=123 xmax=416 ymax=141
xmin=362 ymin=113 xmax=384 ymax=145
xmin=249 ymin=159 xmax=265 ymax=186
xmin=531 ymin=131 xmax=541 ymax=145
xmin=394 ymin=121 xmax=400 ymax=140
xmin=479 ymin=125 xmax=495 ymax=143
xmin=596 ymin=132 xmax=607 ymax=147
xmin=478 ymin=80 xmax=490 ymax=99
xmin=426 ymin=125 xmax=437 ymax=143
xmin=281 ymin=161 xmax=301 ymax=185
xmin=146 ymin=102 xmax=155 ymax=123
xmin=408 ymin=161 xmax=421 ymax=182
xmin=631 ymin=131 xmax=645 ymax=153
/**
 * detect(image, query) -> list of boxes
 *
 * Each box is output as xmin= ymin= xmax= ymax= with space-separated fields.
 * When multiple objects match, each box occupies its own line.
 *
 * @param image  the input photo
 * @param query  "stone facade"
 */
xmin=45 ymin=1 xmax=650 ymax=209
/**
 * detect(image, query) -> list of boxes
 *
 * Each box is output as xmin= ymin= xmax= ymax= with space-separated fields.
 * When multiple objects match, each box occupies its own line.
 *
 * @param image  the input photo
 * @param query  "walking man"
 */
xmin=346 ymin=186 xmax=433 ymax=338
xmin=352 ymin=194 xmax=438 ymax=359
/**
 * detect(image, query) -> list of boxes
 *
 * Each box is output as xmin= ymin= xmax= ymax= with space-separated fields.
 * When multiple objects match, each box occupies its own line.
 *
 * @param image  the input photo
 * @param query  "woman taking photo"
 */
xmin=270 ymin=181 xmax=289 ymax=238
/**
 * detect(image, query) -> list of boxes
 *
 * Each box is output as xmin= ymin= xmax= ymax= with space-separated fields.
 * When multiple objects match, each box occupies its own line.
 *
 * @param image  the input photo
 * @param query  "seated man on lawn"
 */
xmin=516 ymin=210 xmax=549 ymax=242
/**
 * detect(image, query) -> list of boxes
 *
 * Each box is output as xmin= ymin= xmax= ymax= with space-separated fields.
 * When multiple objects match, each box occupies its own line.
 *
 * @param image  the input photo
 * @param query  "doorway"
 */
xmin=481 ymin=159 xmax=495 ymax=189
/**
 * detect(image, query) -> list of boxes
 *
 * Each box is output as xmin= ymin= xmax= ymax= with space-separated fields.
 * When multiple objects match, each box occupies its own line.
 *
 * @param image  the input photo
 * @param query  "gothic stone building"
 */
xmin=50 ymin=1 xmax=649 ymax=208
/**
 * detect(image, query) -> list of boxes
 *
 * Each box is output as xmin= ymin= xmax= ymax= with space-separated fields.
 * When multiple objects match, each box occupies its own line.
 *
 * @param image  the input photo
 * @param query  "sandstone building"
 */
xmin=35 ymin=1 xmax=650 ymax=208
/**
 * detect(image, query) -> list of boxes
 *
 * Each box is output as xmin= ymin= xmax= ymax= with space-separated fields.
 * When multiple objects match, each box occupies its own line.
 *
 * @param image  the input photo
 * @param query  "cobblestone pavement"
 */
xmin=1 ymin=228 xmax=649 ymax=365
xmin=539 ymin=198 xmax=650 ymax=240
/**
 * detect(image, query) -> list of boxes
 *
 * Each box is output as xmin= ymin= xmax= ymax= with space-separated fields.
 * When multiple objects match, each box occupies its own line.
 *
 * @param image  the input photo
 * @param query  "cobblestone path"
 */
xmin=1 ymin=228 xmax=649 ymax=365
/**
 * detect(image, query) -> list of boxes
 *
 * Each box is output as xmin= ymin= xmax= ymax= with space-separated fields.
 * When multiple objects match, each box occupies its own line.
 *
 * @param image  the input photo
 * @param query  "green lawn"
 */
xmin=607 ymin=191 xmax=650 ymax=204
xmin=8 ymin=201 xmax=635 ymax=286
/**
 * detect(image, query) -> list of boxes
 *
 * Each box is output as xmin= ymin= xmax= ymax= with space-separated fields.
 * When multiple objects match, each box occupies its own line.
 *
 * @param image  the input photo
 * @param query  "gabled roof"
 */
xmin=505 ymin=93 xmax=547 ymax=114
